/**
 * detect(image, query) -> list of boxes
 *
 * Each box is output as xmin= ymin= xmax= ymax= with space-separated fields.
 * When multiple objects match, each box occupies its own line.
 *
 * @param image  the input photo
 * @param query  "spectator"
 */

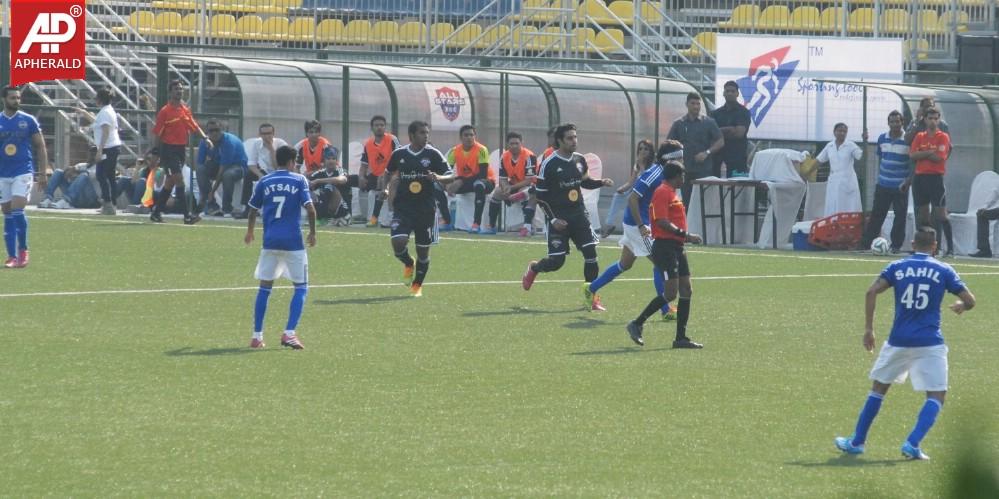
xmin=904 ymin=97 xmax=949 ymax=144
xmin=816 ymin=122 xmax=867 ymax=216
xmin=235 ymin=123 xmax=288 ymax=220
xmin=93 ymin=86 xmax=122 ymax=215
xmin=860 ymin=111 xmax=910 ymax=253
xmin=970 ymin=207 xmax=999 ymax=258
xmin=710 ymin=80 xmax=752 ymax=177
xmin=666 ymin=92 xmax=723 ymax=207
xmin=126 ymin=148 xmax=192 ymax=215
xmin=196 ymin=119 xmax=246 ymax=216
xmin=37 ymin=147 xmax=101 ymax=209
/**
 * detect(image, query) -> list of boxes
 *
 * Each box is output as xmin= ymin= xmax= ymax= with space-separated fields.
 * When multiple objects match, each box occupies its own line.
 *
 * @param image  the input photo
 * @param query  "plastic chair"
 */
xmin=639 ymin=1 xmax=663 ymax=24
xmin=452 ymin=23 xmax=483 ymax=49
xmin=819 ymin=7 xmax=845 ymax=33
xmin=608 ymin=1 xmax=635 ymax=26
xmin=153 ymin=12 xmax=184 ymax=35
xmin=718 ymin=4 xmax=759 ymax=29
xmin=289 ymin=17 xmax=315 ymax=41
xmin=880 ymin=8 xmax=910 ymax=34
xmin=234 ymin=15 xmax=263 ymax=40
xmin=916 ymin=9 xmax=942 ymax=33
xmin=210 ymin=14 xmax=237 ymax=38
xmin=678 ymin=31 xmax=715 ymax=59
xmin=847 ymin=7 xmax=874 ymax=33
xmin=261 ymin=16 xmax=289 ymax=41
xmin=342 ymin=20 xmax=370 ymax=44
xmin=398 ymin=21 xmax=426 ymax=45
xmin=789 ymin=6 xmax=821 ymax=31
xmin=316 ymin=19 xmax=343 ymax=42
xmin=757 ymin=5 xmax=790 ymax=29
xmin=594 ymin=28 xmax=624 ymax=52
xmin=370 ymin=20 xmax=399 ymax=45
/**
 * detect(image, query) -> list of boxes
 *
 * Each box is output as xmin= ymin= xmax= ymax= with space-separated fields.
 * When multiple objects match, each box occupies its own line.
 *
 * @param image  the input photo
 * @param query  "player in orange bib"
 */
xmin=487 ymin=131 xmax=538 ymax=236
xmin=360 ymin=115 xmax=401 ymax=227
xmin=446 ymin=125 xmax=495 ymax=233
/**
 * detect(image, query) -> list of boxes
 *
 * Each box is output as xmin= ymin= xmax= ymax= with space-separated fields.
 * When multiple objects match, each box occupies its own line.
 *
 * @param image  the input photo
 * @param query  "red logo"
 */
xmin=10 ymin=0 xmax=86 ymax=85
xmin=433 ymin=87 xmax=465 ymax=122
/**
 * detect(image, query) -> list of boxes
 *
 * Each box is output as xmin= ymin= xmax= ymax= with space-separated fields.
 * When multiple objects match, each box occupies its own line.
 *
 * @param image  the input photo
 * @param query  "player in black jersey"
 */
xmin=385 ymin=120 xmax=455 ymax=297
xmin=521 ymin=123 xmax=613 ymax=293
xmin=308 ymin=155 xmax=350 ymax=224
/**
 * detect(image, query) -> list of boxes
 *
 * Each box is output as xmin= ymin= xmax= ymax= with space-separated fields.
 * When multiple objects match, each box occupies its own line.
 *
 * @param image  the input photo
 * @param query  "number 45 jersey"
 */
xmin=249 ymin=170 xmax=313 ymax=251
xmin=881 ymin=253 xmax=967 ymax=348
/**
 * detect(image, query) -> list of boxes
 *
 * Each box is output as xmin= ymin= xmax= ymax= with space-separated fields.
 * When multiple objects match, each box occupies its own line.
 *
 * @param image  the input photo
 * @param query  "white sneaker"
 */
xmin=37 ymin=198 xmax=53 ymax=208
xmin=53 ymin=199 xmax=72 ymax=209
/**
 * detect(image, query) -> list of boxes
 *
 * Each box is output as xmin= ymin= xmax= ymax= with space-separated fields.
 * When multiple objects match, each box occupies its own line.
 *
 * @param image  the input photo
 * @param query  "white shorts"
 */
xmin=618 ymin=223 xmax=653 ymax=257
xmin=254 ymin=249 xmax=309 ymax=283
xmin=0 ymin=174 xmax=33 ymax=204
xmin=869 ymin=343 xmax=948 ymax=391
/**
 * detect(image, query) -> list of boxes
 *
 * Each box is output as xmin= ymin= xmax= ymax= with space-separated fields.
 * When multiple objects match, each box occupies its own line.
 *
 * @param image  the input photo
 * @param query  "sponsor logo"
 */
xmin=11 ymin=0 xmax=87 ymax=85
xmin=433 ymin=87 xmax=466 ymax=122
xmin=568 ymin=190 xmax=579 ymax=202
xmin=736 ymin=46 xmax=799 ymax=127
xmin=409 ymin=181 xmax=423 ymax=194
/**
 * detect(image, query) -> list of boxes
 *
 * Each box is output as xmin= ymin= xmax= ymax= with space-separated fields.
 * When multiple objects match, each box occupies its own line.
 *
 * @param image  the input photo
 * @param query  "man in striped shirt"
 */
xmin=861 ymin=111 xmax=910 ymax=253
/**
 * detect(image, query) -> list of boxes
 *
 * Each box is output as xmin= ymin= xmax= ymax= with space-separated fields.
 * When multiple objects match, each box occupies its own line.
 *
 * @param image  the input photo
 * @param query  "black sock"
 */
xmin=676 ymin=297 xmax=691 ymax=340
xmin=523 ymin=207 xmax=536 ymax=226
xmin=584 ymin=260 xmax=598 ymax=283
xmin=488 ymin=201 xmax=501 ymax=227
xmin=473 ymin=189 xmax=486 ymax=225
xmin=153 ymin=188 xmax=170 ymax=214
xmin=942 ymin=219 xmax=953 ymax=252
xmin=395 ymin=249 xmax=414 ymax=267
xmin=372 ymin=198 xmax=383 ymax=218
xmin=637 ymin=295 xmax=668 ymax=326
xmin=175 ymin=185 xmax=189 ymax=216
xmin=414 ymin=258 xmax=429 ymax=285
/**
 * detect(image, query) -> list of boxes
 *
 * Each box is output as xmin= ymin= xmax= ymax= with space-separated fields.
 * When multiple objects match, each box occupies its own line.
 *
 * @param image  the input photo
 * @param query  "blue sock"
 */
xmin=286 ymin=283 xmax=308 ymax=331
xmin=906 ymin=398 xmax=942 ymax=448
xmin=653 ymin=269 xmax=669 ymax=314
xmin=254 ymin=286 xmax=272 ymax=333
xmin=12 ymin=209 xmax=27 ymax=251
xmin=3 ymin=214 xmax=14 ymax=258
xmin=851 ymin=391 xmax=884 ymax=446
xmin=589 ymin=262 xmax=623 ymax=293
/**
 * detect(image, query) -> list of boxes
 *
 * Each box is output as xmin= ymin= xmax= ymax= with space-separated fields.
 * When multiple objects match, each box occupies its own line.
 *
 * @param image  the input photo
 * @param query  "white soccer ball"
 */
xmin=871 ymin=237 xmax=890 ymax=256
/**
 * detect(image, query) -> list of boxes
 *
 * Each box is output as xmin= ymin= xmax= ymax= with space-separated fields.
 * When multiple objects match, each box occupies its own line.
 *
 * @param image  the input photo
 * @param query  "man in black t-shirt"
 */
xmin=308 ymin=161 xmax=350 ymax=224
xmin=385 ymin=120 xmax=455 ymax=297
xmin=710 ymin=80 xmax=751 ymax=176
xmin=521 ymin=123 xmax=613 ymax=295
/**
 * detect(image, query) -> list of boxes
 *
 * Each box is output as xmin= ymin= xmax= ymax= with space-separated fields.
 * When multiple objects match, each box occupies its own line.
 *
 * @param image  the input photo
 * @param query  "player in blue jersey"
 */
xmin=1 ymin=86 xmax=51 ymax=269
xmin=243 ymin=145 xmax=317 ymax=350
xmin=582 ymin=140 xmax=683 ymax=314
xmin=835 ymin=227 xmax=976 ymax=460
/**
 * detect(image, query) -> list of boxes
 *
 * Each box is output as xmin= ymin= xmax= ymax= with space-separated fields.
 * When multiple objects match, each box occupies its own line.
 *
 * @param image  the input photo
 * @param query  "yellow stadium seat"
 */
xmin=289 ymin=17 xmax=315 ymax=41
xmin=847 ymin=8 xmax=873 ymax=33
xmin=210 ymin=14 xmax=237 ymax=38
xmin=398 ymin=21 xmax=425 ymax=45
xmin=573 ymin=26 xmax=595 ymax=51
xmin=117 ymin=10 xmax=155 ymax=35
xmin=240 ymin=0 xmax=273 ymax=12
xmin=510 ymin=26 xmax=539 ymax=50
xmin=234 ymin=15 xmax=263 ymax=40
xmin=819 ymin=7 xmax=845 ymax=33
xmin=316 ymin=19 xmax=343 ymax=42
xmin=478 ymin=25 xmax=511 ymax=48
xmin=719 ymin=4 xmax=759 ymax=30
xmin=342 ymin=19 xmax=370 ymax=44
xmin=757 ymin=5 xmax=790 ymax=29
xmin=678 ymin=31 xmax=716 ymax=59
xmin=905 ymin=38 xmax=929 ymax=60
xmin=259 ymin=16 xmax=289 ymax=41
xmin=430 ymin=23 xmax=454 ymax=42
xmin=579 ymin=0 xmax=614 ymax=25
xmin=938 ymin=10 xmax=969 ymax=32
xmin=639 ymin=1 xmax=662 ymax=24
xmin=153 ymin=12 xmax=183 ymax=35
xmin=608 ymin=1 xmax=634 ymax=26
xmin=516 ymin=0 xmax=556 ymax=23
xmin=789 ymin=6 xmax=820 ymax=31
xmin=535 ymin=26 xmax=566 ymax=51
xmin=916 ymin=10 xmax=941 ymax=33
xmin=271 ymin=0 xmax=303 ymax=8
xmin=180 ymin=13 xmax=205 ymax=36
xmin=594 ymin=28 xmax=624 ymax=52
xmin=452 ymin=23 xmax=482 ymax=48
xmin=370 ymin=20 xmax=399 ymax=44
xmin=880 ymin=8 xmax=910 ymax=34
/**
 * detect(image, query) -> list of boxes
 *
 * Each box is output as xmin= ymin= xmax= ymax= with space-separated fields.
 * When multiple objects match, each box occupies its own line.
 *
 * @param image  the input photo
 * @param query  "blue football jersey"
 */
xmin=623 ymin=164 xmax=664 ymax=226
xmin=0 ymin=111 xmax=41 ymax=177
xmin=248 ymin=170 xmax=313 ymax=251
xmin=880 ymin=253 xmax=966 ymax=347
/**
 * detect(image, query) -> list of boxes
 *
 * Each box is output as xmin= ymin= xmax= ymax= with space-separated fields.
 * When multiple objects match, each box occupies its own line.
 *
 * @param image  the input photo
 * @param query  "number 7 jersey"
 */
xmin=248 ymin=170 xmax=313 ymax=251
xmin=880 ymin=253 xmax=966 ymax=347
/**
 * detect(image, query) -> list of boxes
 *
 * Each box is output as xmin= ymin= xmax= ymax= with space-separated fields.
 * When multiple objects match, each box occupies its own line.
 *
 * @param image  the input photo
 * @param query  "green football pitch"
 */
xmin=2 ymin=212 xmax=997 ymax=497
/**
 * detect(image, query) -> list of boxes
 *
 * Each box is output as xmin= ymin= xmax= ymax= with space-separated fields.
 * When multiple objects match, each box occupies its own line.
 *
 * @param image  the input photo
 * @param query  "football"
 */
xmin=871 ymin=237 xmax=890 ymax=256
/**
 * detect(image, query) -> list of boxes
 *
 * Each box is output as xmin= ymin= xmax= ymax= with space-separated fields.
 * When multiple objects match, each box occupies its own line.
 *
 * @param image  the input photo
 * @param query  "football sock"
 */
xmin=906 ymin=398 xmax=942 ymax=448
xmin=473 ymin=184 xmax=486 ymax=225
xmin=637 ymin=295 xmax=668 ymax=326
xmin=414 ymin=258 xmax=430 ymax=286
xmin=653 ymin=270 xmax=670 ymax=314
xmin=941 ymin=220 xmax=954 ymax=253
xmin=488 ymin=200 xmax=501 ymax=227
xmin=252 ymin=331 xmax=263 ymax=340
xmin=395 ymin=249 xmax=415 ymax=267
xmin=583 ymin=258 xmax=598 ymax=283
xmin=676 ymin=296 xmax=691 ymax=340
xmin=286 ymin=283 xmax=308 ymax=331
xmin=534 ymin=256 xmax=563 ymax=273
xmin=254 ymin=286 xmax=272 ymax=333
xmin=153 ymin=188 xmax=170 ymax=213
xmin=523 ymin=207 xmax=536 ymax=227
xmin=12 ymin=209 xmax=27 ymax=251
xmin=3 ymin=214 xmax=14 ymax=258
xmin=590 ymin=262 xmax=623 ymax=293
xmin=175 ymin=185 xmax=189 ymax=216
xmin=372 ymin=198 xmax=383 ymax=218
xmin=851 ymin=391 xmax=884 ymax=446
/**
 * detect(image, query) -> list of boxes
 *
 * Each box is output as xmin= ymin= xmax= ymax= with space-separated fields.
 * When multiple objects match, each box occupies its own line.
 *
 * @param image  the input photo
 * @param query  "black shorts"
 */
xmin=160 ymin=144 xmax=187 ymax=174
xmin=360 ymin=173 xmax=382 ymax=192
xmin=547 ymin=213 xmax=596 ymax=256
xmin=912 ymin=174 xmax=946 ymax=207
xmin=454 ymin=177 xmax=495 ymax=195
xmin=651 ymin=239 xmax=690 ymax=279
xmin=391 ymin=211 xmax=437 ymax=247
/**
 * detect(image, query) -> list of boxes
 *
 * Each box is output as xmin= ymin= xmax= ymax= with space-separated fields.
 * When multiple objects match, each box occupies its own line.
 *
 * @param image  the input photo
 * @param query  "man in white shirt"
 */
xmin=816 ymin=122 xmax=868 ymax=216
xmin=235 ymin=123 xmax=288 ymax=219
xmin=93 ymin=87 xmax=122 ymax=215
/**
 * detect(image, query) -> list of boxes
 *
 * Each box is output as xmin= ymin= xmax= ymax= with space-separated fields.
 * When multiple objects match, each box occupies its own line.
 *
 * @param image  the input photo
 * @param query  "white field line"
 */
xmin=3 ymin=273 xmax=999 ymax=299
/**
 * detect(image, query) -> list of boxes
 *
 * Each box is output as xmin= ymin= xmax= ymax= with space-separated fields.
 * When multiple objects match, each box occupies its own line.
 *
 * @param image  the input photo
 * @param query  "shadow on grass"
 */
xmin=563 ymin=317 xmax=607 ymax=329
xmin=571 ymin=347 xmax=671 ymax=356
xmin=93 ymin=222 xmax=147 ymax=227
xmin=462 ymin=306 xmax=582 ymax=317
xmin=165 ymin=347 xmax=268 ymax=356
xmin=786 ymin=455 xmax=904 ymax=468
xmin=314 ymin=295 xmax=411 ymax=306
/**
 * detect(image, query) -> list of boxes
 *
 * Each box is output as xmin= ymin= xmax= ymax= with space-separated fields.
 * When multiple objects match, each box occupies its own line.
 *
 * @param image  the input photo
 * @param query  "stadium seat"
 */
xmin=579 ymin=0 xmax=614 ymax=26
xmin=261 ymin=16 xmax=289 ymax=41
xmin=371 ymin=20 xmax=399 ymax=45
xmin=847 ymin=8 xmax=873 ymax=33
xmin=234 ymin=15 xmax=264 ymax=40
xmin=757 ymin=5 xmax=790 ymax=30
xmin=342 ymin=19 xmax=370 ymax=44
xmin=430 ymin=22 xmax=454 ymax=42
xmin=819 ymin=7 xmax=846 ymax=33
xmin=512 ymin=25 xmax=540 ymax=50
xmin=678 ymin=31 xmax=715 ymax=59
xmin=573 ymin=26 xmax=596 ymax=51
xmin=112 ymin=10 xmax=155 ymax=35
xmin=880 ymin=8 xmax=910 ymax=34
xmin=789 ymin=6 xmax=821 ymax=31
xmin=452 ymin=23 xmax=483 ymax=48
xmin=210 ymin=0 xmax=243 ymax=12
xmin=608 ymin=1 xmax=635 ymax=26
xmin=477 ymin=25 xmax=510 ymax=48
xmin=289 ymin=17 xmax=315 ymax=41
xmin=316 ymin=19 xmax=343 ymax=42
xmin=517 ymin=0 xmax=556 ymax=23
xmin=905 ymin=38 xmax=930 ymax=60
xmin=594 ymin=28 xmax=624 ymax=52
xmin=210 ymin=14 xmax=238 ymax=38
xmin=180 ymin=13 xmax=205 ymax=36
xmin=398 ymin=21 xmax=425 ymax=45
xmin=718 ymin=5 xmax=759 ymax=30
xmin=939 ymin=10 xmax=970 ymax=32
xmin=153 ymin=12 xmax=184 ymax=36
xmin=916 ymin=9 xmax=942 ymax=33
xmin=536 ymin=26 xmax=567 ymax=51
xmin=271 ymin=0 xmax=304 ymax=8
xmin=639 ymin=1 xmax=663 ymax=24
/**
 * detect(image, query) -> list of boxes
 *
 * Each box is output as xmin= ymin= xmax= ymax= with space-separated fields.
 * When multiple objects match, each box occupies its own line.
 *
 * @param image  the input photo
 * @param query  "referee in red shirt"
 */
xmin=150 ymin=79 xmax=211 ymax=224
xmin=626 ymin=160 xmax=704 ymax=349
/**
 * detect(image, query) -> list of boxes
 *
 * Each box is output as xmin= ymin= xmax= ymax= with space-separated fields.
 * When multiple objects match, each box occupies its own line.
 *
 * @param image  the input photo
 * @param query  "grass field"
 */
xmin=2 ymin=212 xmax=998 ymax=497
